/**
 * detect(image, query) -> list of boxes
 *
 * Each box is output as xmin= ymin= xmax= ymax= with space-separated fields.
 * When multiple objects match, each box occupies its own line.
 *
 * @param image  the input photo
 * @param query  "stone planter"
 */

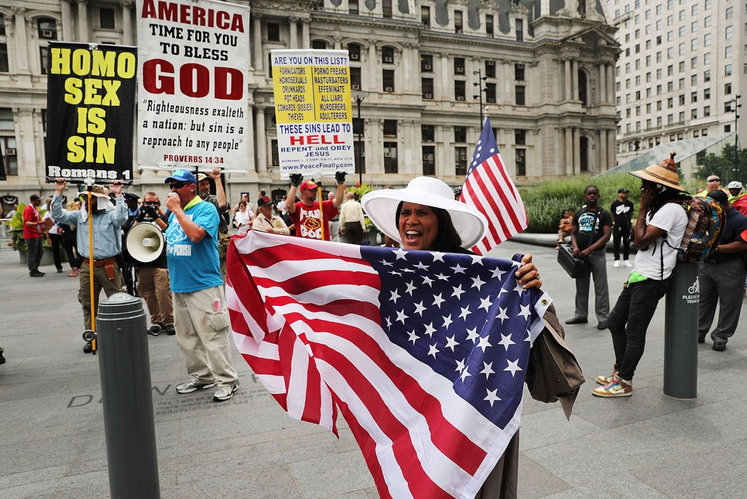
xmin=18 ymin=247 xmax=62 ymax=267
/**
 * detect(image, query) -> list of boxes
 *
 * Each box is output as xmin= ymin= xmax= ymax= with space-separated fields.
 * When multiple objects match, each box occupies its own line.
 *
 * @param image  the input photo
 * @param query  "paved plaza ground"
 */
xmin=1 ymin=239 xmax=746 ymax=498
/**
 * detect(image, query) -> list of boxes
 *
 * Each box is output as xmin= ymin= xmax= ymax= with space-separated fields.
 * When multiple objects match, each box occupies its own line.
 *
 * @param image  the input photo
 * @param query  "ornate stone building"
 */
xmin=0 ymin=0 xmax=618 ymax=203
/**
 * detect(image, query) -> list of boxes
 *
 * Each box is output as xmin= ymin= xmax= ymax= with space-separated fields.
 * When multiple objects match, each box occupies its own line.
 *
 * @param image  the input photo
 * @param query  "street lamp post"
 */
xmin=732 ymin=95 xmax=741 ymax=179
xmin=352 ymin=91 xmax=368 ymax=185
xmin=473 ymin=69 xmax=488 ymax=127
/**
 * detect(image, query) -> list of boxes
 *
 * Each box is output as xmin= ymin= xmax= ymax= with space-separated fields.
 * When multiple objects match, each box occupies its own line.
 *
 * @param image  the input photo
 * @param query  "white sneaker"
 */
xmin=623 ymin=260 xmax=633 ymax=268
xmin=213 ymin=383 xmax=239 ymax=402
xmin=613 ymin=260 xmax=620 ymax=268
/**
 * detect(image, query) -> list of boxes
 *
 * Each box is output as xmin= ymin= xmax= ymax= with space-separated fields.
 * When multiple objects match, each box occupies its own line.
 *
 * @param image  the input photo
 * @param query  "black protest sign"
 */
xmin=45 ymin=42 xmax=137 ymax=183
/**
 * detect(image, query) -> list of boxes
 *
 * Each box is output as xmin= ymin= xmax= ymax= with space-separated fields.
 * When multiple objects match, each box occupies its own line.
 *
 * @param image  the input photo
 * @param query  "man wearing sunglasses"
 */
xmin=163 ymin=170 xmax=239 ymax=402
xmin=133 ymin=192 xmax=174 ymax=336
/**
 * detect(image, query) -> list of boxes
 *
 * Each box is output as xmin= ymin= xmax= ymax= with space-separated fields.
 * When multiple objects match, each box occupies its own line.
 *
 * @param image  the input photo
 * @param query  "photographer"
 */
xmin=133 ymin=192 xmax=173 ymax=336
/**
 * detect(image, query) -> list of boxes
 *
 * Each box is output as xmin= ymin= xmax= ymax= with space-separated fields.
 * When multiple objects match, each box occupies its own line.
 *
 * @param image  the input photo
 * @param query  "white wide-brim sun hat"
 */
xmin=361 ymin=177 xmax=488 ymax=249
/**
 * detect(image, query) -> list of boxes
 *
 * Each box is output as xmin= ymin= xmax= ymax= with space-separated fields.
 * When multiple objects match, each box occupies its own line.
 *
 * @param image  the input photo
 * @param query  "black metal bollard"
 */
xmin=663 ymin=262 xmax=699 ymax=399
xmin=97 ymin=293 xmax=160 ymax=498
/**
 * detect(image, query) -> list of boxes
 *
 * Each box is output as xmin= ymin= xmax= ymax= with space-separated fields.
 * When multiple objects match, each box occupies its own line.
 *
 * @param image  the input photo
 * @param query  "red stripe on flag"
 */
xmin=314 ymin=345 xmax=454 ymax=499
xmin=478 ymin=160 xmax=523 ymax=231
xmin=286 ymin=312 xmax=487 ymax=475
xmin=241 ymin=242 xmax=367 ymax=269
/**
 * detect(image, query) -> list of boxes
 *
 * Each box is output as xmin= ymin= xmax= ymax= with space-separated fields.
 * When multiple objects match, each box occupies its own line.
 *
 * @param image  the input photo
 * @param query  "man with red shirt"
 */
xmin=286 ymin=173 xmax=345 ymax=241
xmin=23 ymin=194 xmax=45 ymax=277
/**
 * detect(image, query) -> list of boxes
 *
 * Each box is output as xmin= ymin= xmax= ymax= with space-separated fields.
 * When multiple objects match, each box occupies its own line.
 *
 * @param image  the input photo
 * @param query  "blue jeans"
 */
xmin=608 ymin=278 xmax=671 ymax=381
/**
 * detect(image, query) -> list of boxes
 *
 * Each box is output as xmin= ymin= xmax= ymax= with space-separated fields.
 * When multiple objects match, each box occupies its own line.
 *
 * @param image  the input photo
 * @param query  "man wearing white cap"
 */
xmin=727 ymin=180 xmax=743 ymax=203
xmin=593 ymin=153 xmax=689 ymax=398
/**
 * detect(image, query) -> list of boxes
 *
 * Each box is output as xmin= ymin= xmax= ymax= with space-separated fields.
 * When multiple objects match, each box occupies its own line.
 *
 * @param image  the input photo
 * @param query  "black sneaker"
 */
xmin=565 ymin=317 xmax=588 ymax=325
xmin=147 ymin=324 xmax=162 ymax=336
xmin=165 ymin=325 xmax=176 ymax=335
xmin=30 ymin=271 xmax=45 ymax=277
xmin=83 ymin=342 xmax=93 ymax=353
xmin=56 ymin=268 xmax=63 ymax=273
xmin=0 ymin=348 xmax=5 ymax=365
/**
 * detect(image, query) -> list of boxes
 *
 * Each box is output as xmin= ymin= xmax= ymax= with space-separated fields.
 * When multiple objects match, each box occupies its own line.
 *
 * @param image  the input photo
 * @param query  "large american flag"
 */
xmin=461 ymin=117 xmax=528 ymax=255
xmin=226 ymin=231 xmax=551 ymax=498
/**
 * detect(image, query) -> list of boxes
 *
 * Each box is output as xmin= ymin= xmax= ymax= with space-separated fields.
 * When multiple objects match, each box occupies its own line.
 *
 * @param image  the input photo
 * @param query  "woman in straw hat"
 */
xmin=362 ymin=176 xmax=544 ymax=497
xmin=592 ymin=153 xmax=689 ymax=398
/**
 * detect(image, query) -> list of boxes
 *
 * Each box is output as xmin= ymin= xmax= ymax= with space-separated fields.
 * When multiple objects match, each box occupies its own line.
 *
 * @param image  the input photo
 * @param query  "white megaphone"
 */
xmin=125 ymin=222 xmax=165 ymax=263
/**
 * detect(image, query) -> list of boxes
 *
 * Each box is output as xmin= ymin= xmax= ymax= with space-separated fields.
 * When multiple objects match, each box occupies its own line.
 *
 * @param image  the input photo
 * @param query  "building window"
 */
xmin=515 ymin=85 xmax=525 ymax=105
xmin=725 ymin=64 xmax=733 ymax=76
xmin=704 ymin=106 xmax=711 ymax=117
xmin=271 ymin=140 xmax=280 ymax=166
xmin=384 ymin=142 xmax=398 ymax=173
xmin=350 ymin=67 xmax=361 ymax=90
xmin=455 ymin=11 xmax=463 ymax=33
xmin=454 ymin=57 xmax=465 ymax=75
xmin=455 ymin=146 xmax=468 ymax=175
xmin=422 ymin=146 xmax=436 ymax=176
xmin=421 ymin=78 xmax=434 ymax=99
xmin=486 ymin=15 xmax=494 ymax=37
xmin=421 ymin=6 xmax=430 ymax=26
xmin=515 ymin=19 xmax=523 ymax=41
xmin=726 ymin=26 xmax=734 ymax=39
xmin=725 ymin=83 xmax=732 ymax=94
xmin=704 ymin=88 xmax=711 ymax=100
xmin=422 ymin=125 xmax=434 ymax=142
xmin=348 ymin=43 xmax=361 ymax=61
xmin=515 ymin=149 xmax=526 ymax=176
xmin=382 ymin=46 xmax=395 ymax=64
xmin=421 ymin=54 xmax=433 ymax=72
xmin=691 ymin=92 xmax=697 ymax=103
xmin=382 ymin=0 xmax=392 ymax=18
xmin=267 ymin=23 xmax=281 ymax=42
xmin=726 ymin=46 xmax=733 ymax=58
xmin=311 ymin=39 xmax=327 ymax=49
xmin=38 ymin=18 xmax=58 ymax=40
xmin=455 ymin=81 xmax=465 ymax=101
xmin=515 ymin=63 xmax=525 ymax=81
xmin=515 ymin=130 xmax=525 ymax=145
xmin=0 ymin=14 xmax=4 ymax=36
xmin=383 ymin=120 xmax=397 ymax=138
xmin=0 ymin=109 xmax=17 ymax=176
xmin=485 ymin=60 xmax=495 ymax=78
xmin=349 ymin=0 xmax=359 ymax=14
xmin=703 ymin=71 xmax=710 ymax=83
xmin=692 ymin=109 xmax=698 ymax=119
xmin=382 ymin=69 xmax=395 ymax=92
xmin=100 ymin=8 xmax=115 ymax=29
xmin=454 ymin=126 xmax=467 ymax=143
xmin=486 ymin=83 xmax=496 ymax=103
xmin=40 ymin=46 xmax=49 ymax=74
xmin=725 ymin=124 xmax=731 ymax=133
xmin=0 ymin=44 xmax=8 ymax=73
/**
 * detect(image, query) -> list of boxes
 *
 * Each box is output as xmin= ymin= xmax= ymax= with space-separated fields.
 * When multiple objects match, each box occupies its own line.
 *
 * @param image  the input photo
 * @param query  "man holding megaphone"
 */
xmin=128 ymin=192 xmax=174 ymax=336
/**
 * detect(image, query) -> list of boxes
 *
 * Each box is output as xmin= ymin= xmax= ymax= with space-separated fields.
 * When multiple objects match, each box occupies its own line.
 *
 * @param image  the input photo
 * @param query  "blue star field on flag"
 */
xmin=361 ymin=245 xmax=542 ymax=430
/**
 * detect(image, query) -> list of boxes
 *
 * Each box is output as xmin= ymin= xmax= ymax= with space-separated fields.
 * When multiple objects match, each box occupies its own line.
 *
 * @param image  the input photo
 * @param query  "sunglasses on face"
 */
xmin=144 ymin=201 xmax=159 ymax=206
xmin=170 ymin=182 xmax=189 ymax=190
xmin=708 ymin=178 xmax=720 ymax=182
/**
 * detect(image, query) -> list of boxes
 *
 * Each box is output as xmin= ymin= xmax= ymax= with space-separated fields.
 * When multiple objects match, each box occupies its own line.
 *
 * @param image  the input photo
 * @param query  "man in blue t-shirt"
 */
xmin=165 ymin=170 xmax=239 ymax=402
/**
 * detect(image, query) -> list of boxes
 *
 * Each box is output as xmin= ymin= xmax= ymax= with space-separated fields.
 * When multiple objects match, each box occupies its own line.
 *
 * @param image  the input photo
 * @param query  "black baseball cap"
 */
xmin=618 ymin=188 xmax=629 ymax=194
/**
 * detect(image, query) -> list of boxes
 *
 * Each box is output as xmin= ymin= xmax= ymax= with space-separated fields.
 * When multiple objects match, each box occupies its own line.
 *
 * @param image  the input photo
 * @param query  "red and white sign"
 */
xmin=136 ymin=0 xmax=249 ymax=168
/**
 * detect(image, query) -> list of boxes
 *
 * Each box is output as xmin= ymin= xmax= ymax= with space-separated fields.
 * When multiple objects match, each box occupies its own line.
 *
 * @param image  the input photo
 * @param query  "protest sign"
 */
xmin=136 ymin=0 xmax=249 ymax=169
xmin=272 ymin=49 xmax=355 ymax=179
xmin=45 ymin=42 xmax=137 ymax=183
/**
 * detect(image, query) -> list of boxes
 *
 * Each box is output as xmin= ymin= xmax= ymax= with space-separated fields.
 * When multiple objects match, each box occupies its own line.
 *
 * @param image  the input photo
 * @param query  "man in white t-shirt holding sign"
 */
xmin=593 ymin=153 xmax=688 ymax=398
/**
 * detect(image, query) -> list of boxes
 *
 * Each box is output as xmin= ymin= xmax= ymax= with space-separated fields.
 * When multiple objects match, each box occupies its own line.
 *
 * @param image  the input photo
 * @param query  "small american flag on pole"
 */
xmin=226 ymin=231 xmax=551 ymax=498
xmin=461 ymin=117 xmax=528 ymax=255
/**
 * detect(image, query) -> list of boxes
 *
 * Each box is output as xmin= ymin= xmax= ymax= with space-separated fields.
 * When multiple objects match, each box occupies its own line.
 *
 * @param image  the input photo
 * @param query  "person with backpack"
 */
xmin=697 ymin=189 xmax=747 ymax=351
xmin=565 ymin=185 xmax=612 ymax=330
xmin=593 ymin=153 xmax=689 ymax=398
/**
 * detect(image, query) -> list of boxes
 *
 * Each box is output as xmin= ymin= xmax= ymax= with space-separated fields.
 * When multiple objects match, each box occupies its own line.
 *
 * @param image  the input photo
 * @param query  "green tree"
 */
xmin=695 ymin=143 xmax=747 ymax=183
